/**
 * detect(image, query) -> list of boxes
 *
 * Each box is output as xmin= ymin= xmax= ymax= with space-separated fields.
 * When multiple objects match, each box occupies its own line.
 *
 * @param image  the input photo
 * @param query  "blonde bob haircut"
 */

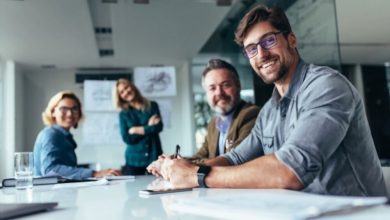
xmin=113 ymin=78 xmax=150 ymax=110
xmin=42 ymin=90 xmax=83 ymax=128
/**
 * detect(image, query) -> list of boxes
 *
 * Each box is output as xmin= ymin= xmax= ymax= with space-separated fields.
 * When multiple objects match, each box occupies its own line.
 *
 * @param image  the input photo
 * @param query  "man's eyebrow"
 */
xmin=244 ymin=31 xmax=275 ymax=47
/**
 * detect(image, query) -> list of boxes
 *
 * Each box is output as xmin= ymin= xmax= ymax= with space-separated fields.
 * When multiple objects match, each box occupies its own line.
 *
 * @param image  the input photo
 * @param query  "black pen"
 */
xmin=174 ymin=145 xmax=181 ymax=158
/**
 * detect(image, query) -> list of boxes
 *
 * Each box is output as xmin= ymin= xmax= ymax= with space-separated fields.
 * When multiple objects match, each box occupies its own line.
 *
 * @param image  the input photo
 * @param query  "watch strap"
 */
xmin=197 ymin=165 xmax=211 ymax=188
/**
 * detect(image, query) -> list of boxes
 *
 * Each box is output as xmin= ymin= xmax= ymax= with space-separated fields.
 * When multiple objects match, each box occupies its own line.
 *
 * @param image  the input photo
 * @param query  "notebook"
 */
xmin=2 ymin=176 xmax=59 ymax=187
xmin=0 ymin=202 xmax=58 ymax=220
xmin=2 ymin=176 xmax=97 ymax=187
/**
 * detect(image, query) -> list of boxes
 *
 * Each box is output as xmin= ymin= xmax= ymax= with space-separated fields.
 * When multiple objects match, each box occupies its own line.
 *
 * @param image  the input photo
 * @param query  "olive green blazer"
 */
xmin=190 ymin=100 xmax=260 ymax=162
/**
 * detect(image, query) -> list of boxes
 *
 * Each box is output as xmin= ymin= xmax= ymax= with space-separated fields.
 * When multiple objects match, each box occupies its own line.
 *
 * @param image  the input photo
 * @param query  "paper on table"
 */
xmin=53 ymin=178 xmax=109 ymax=189
xmin=87 ymin=175 xmax=135 ymax=181
xmin=105 ymin=175 xmax=135 ymax=180
xmin=168 ymin=190 xmax=388 ymax=220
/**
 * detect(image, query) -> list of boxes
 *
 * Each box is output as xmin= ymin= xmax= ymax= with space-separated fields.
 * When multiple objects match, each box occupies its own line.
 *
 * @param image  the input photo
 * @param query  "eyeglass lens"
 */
xmin=59 ymin=106 xmax=79 ymax=114
xmin=243 ymin=32 xmax=280 ymax=58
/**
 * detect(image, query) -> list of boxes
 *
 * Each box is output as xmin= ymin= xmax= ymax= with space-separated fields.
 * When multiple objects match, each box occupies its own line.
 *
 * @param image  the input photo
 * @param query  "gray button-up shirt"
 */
xmin=224 ymin=60 xmax=388 ymax=196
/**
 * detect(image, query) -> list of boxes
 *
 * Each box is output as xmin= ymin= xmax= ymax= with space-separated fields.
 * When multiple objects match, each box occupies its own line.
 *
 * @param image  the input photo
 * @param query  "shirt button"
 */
xmin=145 ymin=153 xmax=149 ymax=157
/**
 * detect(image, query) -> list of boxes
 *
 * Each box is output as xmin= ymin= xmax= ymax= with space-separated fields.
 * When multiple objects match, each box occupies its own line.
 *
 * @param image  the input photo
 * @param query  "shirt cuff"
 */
xmin=275 ymin=150 xmax=311 ymax=187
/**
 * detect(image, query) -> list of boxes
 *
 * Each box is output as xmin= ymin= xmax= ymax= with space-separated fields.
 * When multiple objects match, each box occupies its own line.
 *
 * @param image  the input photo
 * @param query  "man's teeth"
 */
xmin=262 ymin=60 xmax=275 ymax=69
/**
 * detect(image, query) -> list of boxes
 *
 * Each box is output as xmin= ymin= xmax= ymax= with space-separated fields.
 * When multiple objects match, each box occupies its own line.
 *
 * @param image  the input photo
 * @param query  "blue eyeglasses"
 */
xmin=58 ymin=106 xmax=80 ymax=114
xmin=242 ymin=31 xmax=284 ymax=59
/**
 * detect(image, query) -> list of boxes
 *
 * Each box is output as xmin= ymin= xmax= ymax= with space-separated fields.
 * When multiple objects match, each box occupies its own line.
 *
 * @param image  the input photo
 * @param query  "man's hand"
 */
xmin=160 ymin=158 xmax=199 ymax=188
xmin=148 ymin=115 xmax=161 ymax=126
xmin=92 ymin=169 xmax=121 ymax=177
xmin=147 ymin=154 xmax=173 ymax=177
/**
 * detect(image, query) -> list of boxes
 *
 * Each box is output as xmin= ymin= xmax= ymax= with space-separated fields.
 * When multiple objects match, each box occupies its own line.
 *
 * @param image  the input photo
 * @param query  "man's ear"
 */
xmin=287 ymin=32 xmax=297 ymax=48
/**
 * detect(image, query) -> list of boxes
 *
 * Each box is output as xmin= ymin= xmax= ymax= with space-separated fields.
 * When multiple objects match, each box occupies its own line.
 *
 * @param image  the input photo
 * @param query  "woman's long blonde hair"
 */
xmin=113 ymin=78 xmax=150 ymax=110
xmin=42 ymin=90 xmax=83 ymax=128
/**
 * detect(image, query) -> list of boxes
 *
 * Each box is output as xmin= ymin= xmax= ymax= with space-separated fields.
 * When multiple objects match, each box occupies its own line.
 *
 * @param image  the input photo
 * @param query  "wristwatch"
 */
xmin=197 ymin=165 xmax=211 ymax=188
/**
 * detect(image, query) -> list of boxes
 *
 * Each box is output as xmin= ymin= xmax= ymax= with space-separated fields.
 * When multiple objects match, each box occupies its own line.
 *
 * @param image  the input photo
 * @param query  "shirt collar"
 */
xmin=270 ymin=58 xmax=308 ymax=106
xmin=216 ymin=110 xmax=234 ymax=133
xmin=52 ymin=124 xmax=72 ymax=136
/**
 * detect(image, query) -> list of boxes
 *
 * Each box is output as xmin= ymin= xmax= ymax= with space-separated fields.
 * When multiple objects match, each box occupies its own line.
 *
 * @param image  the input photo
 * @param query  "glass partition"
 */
xmin=191 ymin=0 xmax=341 ymax=151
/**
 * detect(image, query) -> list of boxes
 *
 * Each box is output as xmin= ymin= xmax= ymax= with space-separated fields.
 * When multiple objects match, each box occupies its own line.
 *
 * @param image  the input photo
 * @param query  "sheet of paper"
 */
xmin=52 ymin=179 xmax=109 ymax=189
xmin=168 ymin=190 xmax=388 ymax=220
xmin=84 ymin=80 xmax=116 ymax=111
xmin=87 ymin=175 xmax=135 ymax=181
xmin=82 ymin=112 xmax=122 ymax=145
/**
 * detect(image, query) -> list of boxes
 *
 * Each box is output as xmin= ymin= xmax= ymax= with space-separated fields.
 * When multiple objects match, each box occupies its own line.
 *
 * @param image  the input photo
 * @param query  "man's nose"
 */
xmin=255 ymin=44 xmax=269 ymax=61
xmin=215 ymin=85 xmax=225 ymax=95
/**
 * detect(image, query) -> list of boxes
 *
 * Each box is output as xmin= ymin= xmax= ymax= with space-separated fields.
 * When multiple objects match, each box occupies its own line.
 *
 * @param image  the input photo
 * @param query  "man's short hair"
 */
xmin=234 ymin=4 xmax=292 ymax=46
xmin=202 ymin=59 xmax=240 ymax=85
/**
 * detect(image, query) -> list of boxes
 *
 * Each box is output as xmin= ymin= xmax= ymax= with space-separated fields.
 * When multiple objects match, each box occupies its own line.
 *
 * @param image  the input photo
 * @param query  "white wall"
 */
xmin=22 ymin=62 xmax=195 ymax=170
xmin=0 ymin=61 xmax=24 ymax=180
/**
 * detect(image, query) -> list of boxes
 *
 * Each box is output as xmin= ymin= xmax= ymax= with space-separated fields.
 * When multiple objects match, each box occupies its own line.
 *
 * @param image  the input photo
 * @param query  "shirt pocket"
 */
xmin=261 ymin=136 xmax=274 ymax=154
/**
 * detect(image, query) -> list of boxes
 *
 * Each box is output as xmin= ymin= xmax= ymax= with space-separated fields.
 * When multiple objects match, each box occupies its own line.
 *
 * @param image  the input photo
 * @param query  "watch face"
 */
xmin=197 ymin=165 xmax=211 ymax=175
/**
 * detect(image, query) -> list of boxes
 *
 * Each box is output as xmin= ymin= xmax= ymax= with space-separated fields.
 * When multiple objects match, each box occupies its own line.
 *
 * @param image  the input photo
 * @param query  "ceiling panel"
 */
xmin=0 ymin=0 xmax=98 ymax=68
xmin=336 ymin=0 xmax=390 ymax=64
xmin=0 ymin=0 xmax=232 ymax=68
xmin=1 ymin=0 xmax=389 ymax=68
xmin=111 ymin=0 xmax=231 ymax=66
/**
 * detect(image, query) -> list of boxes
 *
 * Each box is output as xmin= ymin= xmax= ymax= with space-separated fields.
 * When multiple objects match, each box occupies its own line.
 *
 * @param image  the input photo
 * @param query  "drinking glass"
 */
xmin=14 ymin=152 xmax=34 ymax=189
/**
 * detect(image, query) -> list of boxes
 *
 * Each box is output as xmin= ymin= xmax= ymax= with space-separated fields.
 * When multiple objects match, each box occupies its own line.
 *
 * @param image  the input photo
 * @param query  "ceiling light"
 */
xmin=102 ymin=0 xmax=117 ymax=3
xmin=134 ymin=0 xmax=149 ymax=4
xmin=217 ymin=0 xmax=232 ymax=6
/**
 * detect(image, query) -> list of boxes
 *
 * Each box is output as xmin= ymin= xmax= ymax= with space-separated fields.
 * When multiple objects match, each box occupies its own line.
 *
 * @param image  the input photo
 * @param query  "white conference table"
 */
xmin=1 ymin=175 xmax=390 ymax=220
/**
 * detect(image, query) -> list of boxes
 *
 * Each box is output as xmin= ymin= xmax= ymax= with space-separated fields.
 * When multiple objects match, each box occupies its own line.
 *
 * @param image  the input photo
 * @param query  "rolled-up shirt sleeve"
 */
xmin=275 ymin=73 xmax=355 ymax=187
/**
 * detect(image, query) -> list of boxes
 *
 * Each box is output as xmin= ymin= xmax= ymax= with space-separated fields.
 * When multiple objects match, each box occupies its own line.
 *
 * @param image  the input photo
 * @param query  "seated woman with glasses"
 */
xmin=113 ymin=79 xmax=163 ymax=175
xmin=33 ymin=90 xmax=121 ymax=180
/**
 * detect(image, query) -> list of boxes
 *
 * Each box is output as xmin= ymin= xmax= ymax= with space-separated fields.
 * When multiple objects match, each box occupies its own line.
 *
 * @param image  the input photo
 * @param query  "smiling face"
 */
xmin=243 ymin=21 xmax=298 ymax=85
xmin=203 ymin=68 xmax=240 ymax=115
xmin=52 ymin=97 xmax=81 ymax=130
xmin=117 ymin=82 xmax=136 ymax=103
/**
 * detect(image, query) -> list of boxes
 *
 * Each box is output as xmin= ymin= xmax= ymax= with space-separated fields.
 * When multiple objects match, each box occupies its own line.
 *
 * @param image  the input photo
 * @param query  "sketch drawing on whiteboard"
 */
xmin=134 ymin=66 xmax=177 ymax=97
xmin=84 ymin=80 xmax=116 ymax=111
xmin=92 ymin=87 xmax=112 ymax=101
xmin=142 ymin=71 xmax=172 ymax=93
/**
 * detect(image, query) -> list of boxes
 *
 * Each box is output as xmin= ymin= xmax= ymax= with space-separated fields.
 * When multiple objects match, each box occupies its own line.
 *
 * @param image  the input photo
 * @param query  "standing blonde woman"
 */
xmin=114 ymin=79 xmax=163 ymax=175
xmin=33 ymin=91 xmax=121 ymax=180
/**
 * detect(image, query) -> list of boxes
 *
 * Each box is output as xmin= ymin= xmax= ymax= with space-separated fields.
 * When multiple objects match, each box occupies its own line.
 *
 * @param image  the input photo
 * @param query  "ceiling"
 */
xmin=0 ymin=0 xmax=389 ymax=70
xmin=336 ymin=0 xmax=390 ymax=65
xmin=0 ymin=0 xmax=233 ymax=69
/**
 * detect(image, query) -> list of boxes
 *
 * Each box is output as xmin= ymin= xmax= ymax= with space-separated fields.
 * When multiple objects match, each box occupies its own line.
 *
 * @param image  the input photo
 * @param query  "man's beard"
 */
xmin=259 ymin=62 xmax=288 ymax=85
xmin=211 ymin=94 xmax=238 ymax=116
xmin=213 ymin=103 xmax=234 ymax=115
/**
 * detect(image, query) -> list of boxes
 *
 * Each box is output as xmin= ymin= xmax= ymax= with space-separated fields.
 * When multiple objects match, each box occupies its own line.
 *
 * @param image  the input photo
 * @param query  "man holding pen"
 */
xmin=148 ymin=59 xmax=260 ymax=173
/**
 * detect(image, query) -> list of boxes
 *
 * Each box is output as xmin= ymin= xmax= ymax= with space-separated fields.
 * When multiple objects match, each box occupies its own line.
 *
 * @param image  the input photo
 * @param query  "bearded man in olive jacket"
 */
xmin=147 ymin=59 xmax=259 ymax=174
xmin=189 ymin=59 xmax=260 ymax=163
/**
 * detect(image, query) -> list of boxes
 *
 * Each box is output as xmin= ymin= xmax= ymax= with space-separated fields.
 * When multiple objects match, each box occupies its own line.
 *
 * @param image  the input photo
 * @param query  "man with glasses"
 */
xmin=147 ymin=59 xmax=260 ymax=172
xmin=156 ymin=4 xmax=387 ymax=196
